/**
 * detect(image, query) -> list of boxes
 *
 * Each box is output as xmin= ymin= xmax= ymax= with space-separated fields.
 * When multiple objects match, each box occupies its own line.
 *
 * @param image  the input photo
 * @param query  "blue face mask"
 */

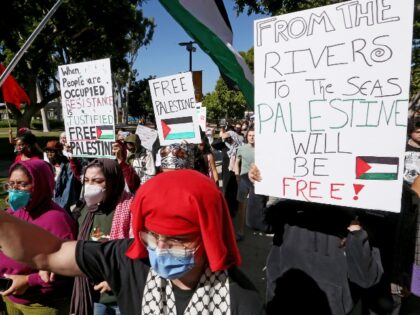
xmin=8 ymin=190 xmax=31 ymax=211
xmin=147 ymin=246 xmax=195 ymax=280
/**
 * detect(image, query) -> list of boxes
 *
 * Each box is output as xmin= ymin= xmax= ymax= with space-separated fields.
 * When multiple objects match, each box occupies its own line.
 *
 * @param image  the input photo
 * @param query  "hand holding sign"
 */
xmin=112 ymin=141 xmax=127 ymax=164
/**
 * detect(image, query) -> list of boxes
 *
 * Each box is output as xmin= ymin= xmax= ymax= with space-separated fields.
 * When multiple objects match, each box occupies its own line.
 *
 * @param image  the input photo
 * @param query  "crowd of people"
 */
xmin=0 ymin=114 xmax=419 ymax=315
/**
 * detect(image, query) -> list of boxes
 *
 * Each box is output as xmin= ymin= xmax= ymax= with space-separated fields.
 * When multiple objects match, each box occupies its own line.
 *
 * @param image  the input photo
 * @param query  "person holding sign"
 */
xmin=249 ymin=165 xmax=384 ymax=315
xmin=0 ymin=170 xmax=265 ymax=314
xmin=124 ymin=134 xmax=156 ymax=185
xmin=112 ymin=139 xmax=141 ymax=193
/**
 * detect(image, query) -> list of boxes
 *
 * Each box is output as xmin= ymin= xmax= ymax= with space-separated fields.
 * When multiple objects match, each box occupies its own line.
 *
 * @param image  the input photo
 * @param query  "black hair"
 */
xmin=407 ymin=117 xmax=420 ymax=135
xmin=15 ymin=133 xmax=43 ymax=159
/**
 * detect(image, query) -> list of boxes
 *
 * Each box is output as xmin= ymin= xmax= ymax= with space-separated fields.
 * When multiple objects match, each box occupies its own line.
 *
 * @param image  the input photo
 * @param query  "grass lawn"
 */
xmin=0 ymin=177 xmax=7 ymax=210
xmin=0 ymin=128 xmax=62 ymax=210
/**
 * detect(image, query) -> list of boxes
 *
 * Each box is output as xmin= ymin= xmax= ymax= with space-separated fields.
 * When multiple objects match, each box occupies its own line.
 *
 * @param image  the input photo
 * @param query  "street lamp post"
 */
xmin=178 ymin=41 xmax=196 ymax=72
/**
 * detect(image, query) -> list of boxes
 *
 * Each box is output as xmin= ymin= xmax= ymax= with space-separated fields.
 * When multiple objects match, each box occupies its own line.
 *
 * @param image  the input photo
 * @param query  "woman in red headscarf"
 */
xmin=0 ymin=170 xmax=265 ymax=315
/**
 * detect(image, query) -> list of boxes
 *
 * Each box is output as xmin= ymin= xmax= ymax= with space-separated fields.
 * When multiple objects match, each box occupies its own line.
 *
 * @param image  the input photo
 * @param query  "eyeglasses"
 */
xmin=4 ymin=181 xmax=32 ymax=191
xmin=140 ymin=230 xmax=200 ymax=256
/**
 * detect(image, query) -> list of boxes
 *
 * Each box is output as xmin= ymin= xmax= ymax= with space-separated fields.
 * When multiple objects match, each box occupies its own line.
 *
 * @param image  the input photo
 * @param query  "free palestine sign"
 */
xmin=149 ymin=72 xmax=201 ymax=145
xmin=254 ymin=0 xmax=414 ymax=212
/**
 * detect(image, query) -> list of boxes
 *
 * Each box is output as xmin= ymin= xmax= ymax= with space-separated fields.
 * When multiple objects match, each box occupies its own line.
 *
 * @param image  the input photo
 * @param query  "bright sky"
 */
xmin=135 ymin=0 xmax=267 ymax=95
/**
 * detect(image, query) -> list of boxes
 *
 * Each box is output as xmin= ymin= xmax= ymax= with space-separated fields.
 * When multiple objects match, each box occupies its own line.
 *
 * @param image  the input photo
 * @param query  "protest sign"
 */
xmin=149 ymin=72 xmax=201 ymax=145
xmin=254 ymin=0 xmax=414 ymax=212
xmin=58 ymin=58 xmax=115 ymax=158
xmin=135 ymin=124 xmax=158 ymax=152
xmin=196 ymin=102 xmax=207 ymax=132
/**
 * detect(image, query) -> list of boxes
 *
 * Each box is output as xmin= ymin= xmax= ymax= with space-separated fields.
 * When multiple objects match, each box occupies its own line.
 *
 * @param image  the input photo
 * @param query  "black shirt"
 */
xmin=76 ymin=239 xmax=265 ymax=315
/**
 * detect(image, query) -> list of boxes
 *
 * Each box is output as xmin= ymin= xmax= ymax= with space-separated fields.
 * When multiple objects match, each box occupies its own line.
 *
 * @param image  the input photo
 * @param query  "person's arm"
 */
xmin=113 ymin=141 xmax=140 ymax=192
xmin=68 ymin=157 xmax=82 ymax=181
xmin=208 ymin=153 xmax=219 ymax=184
xmin=8 ymin=129 xmax=15 ymax=145
xmin=0 ymin=211 xmax=82 ymax=277
xmin=346 ymin=223 xmax=383 ymax=288
xmin=144 ymin=152 xmax=156 ymax=176
xmin=234 ymin=153 xmax=242 ymax=183
xmin=120 ymin=161 xmax=140 ymax=192
xmin=248 ymin=163 xmax=263 ymax=184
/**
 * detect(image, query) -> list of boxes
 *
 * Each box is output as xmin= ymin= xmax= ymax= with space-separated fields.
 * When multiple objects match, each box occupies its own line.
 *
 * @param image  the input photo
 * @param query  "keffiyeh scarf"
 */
xmin=142 ymin=268 xmax=231 ymax=315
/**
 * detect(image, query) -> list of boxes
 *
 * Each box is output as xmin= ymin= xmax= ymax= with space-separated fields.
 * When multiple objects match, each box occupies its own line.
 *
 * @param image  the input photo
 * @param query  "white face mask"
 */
xmin=84 ymin=184 xmax=106 ymax=207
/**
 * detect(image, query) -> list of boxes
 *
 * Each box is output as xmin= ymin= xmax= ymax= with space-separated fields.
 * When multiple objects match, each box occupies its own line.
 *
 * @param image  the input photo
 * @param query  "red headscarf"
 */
xmin=126 ymin=170 xmax=241 ymax=272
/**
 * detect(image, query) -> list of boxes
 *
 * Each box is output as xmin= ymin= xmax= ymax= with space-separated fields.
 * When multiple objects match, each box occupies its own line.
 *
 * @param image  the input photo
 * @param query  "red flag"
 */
xmin=0 ymin=64 xmax=30 ymax=109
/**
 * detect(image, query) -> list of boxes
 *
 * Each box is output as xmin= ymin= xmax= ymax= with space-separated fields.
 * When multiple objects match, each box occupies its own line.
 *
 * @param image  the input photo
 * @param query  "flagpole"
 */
xmin=5 ymin=108 xmax=12 ymax=129
xmin=0 ymin=0 xmax=64 ymax=88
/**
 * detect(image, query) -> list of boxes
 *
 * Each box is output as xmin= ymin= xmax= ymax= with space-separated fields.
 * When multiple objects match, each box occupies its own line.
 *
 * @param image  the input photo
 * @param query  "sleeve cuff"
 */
xmin=27 ymin=273 xmax=43 ymax=287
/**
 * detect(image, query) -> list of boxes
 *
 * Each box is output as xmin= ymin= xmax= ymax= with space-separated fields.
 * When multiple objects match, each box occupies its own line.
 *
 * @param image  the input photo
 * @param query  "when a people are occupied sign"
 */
xmin=149 ymin=72 xmax=201 ymax=145
xmin=254 ymin=0 xmax=414 ymax=212
xmin=59 ymin=58 xmax=115 ymax=158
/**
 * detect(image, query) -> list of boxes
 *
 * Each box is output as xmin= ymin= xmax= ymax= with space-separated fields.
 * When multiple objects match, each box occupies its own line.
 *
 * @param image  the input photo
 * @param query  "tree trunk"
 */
xmin=37 ymin=82 xmax=50 ymax=132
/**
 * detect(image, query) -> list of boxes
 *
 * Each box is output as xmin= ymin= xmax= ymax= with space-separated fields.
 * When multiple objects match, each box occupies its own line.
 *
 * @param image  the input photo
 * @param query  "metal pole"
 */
xmin=189 ymin=48 xmax=192 ymax=72
xmin=0 ymin=0 xmax=64 ymax=88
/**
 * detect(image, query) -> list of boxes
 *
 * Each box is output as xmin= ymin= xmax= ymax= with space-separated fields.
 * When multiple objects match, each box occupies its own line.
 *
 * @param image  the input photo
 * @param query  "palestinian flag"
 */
xmin=96 ymin=125 xmax=114 ymax=140
xmin=161 ymin=117 xmax=195 ymax=140
xmin=159 ymin=0 xmax=254 ymax=108
xmin=355 ymin=156 xmax=399 ymax=180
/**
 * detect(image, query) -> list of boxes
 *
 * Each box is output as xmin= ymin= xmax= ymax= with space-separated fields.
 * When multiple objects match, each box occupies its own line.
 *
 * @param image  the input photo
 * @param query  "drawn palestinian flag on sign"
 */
xmin=96 ymin=125 xmax=114 ymax=140
xmin=161 ymin=117 xmax=195 ymax=140
xmin=355 ymin=156 xmax=399 ymax=180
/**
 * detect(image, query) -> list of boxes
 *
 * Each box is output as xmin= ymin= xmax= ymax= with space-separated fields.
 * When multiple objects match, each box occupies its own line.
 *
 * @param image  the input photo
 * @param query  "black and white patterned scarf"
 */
xmin=142 ymin=268 xmax=231 ymax=314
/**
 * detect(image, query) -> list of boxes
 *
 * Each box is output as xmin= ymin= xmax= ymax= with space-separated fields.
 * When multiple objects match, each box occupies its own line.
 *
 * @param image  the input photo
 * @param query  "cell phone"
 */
xmin=0 ymin=277 xmax=12 ymax=291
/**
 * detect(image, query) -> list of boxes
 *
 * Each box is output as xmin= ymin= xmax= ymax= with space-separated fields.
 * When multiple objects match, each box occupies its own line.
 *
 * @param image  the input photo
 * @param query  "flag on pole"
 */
xmin=159 ymin=0 xmax=254 ymax=108
xmin=0 ymin=64 xmax=30 ymax=109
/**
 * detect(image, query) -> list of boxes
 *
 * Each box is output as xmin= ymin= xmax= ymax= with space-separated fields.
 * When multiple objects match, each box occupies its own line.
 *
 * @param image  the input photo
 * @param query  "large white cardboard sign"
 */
xmin=254 ymin=0 xmax=414 ymax=212
xmin=149 ymin=72 xmax=201 ymax=145
xmin=59 ymin=58 xmax=115 ymax=158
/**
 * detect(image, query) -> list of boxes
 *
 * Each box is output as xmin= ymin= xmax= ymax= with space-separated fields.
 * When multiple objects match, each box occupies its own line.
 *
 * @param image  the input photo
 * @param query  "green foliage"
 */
xmin=203 ymin=77 xmax=248 ymax=122
xmin=204 ymin=46 xmax=255 ymax=121
xmin=0 ymin=0 xmax=155 ymax=127
xmin=128 ymin=75 xmax=156 ymax=122
xmin=234 ymin=0 xmax=336 ymax=16
xmin=0 ymin=120 xmax=16 ymax=128
xmin=239 ymin=49 xmax=254 ymax=73
xmin=32 ymin=119 xmax=64 ymax=130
